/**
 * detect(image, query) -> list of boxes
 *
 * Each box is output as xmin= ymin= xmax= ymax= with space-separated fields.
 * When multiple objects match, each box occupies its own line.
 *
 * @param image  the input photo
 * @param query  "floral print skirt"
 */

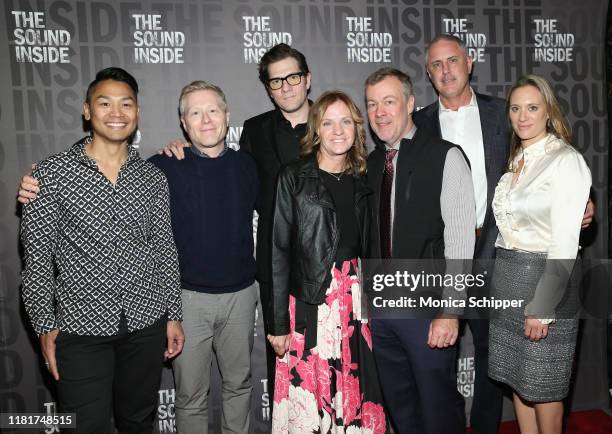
xmin=272 ymin=259 xmax=387 ymax=434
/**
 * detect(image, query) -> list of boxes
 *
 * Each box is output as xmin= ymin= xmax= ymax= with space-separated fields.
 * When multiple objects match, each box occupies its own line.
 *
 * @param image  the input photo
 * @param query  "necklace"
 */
xmin=322 ymin=170 xmax=344 ymax=181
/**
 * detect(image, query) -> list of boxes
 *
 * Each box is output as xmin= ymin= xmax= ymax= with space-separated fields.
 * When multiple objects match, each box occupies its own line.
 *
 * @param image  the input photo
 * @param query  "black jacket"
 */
xmin=239 ymin=109 xmax=303 ymax=284
xmin=269 ymin=155 xmax=372 ymax=335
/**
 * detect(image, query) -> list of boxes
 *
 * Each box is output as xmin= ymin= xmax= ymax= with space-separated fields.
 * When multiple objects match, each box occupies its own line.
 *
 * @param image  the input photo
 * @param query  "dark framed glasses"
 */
xmin=267 ymin=72 xmax=305 ymax=90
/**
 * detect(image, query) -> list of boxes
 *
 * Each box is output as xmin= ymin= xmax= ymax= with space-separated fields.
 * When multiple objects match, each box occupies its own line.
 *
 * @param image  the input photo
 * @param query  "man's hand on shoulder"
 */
xmin=18 ymin=175 xmax=40 ymax=204
xmin=158 ymin=139 xmax=189 ymax=160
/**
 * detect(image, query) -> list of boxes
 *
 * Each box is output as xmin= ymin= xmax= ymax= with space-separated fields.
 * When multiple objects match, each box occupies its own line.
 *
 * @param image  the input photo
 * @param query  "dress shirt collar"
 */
xmin=386 ymin=125 xmax=417 ymax=151
xmin=438 ymin=87 xmax=477 ymax=113
xmin=70 ymin=135 xmax=140 ymax=167
xmin=514 ymin=134 xmax=562 ymax=166
xmin=189 ymin=142 xmax=229 ymax=158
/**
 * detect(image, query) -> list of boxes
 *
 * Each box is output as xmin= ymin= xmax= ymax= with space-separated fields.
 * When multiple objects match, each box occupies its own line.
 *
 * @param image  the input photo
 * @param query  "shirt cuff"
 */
xmin=34 ymin=316 xmax=57 ymax=337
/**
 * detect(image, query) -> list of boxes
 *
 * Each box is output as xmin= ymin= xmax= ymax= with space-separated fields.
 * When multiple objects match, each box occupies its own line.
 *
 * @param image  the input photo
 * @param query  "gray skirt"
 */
xmin=488 ymin=248 xmax=579 ymax=402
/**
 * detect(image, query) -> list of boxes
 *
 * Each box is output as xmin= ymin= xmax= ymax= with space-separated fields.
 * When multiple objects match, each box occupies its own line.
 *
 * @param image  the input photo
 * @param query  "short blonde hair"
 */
xmin=178 ymin=81 xmax=227 ymax=116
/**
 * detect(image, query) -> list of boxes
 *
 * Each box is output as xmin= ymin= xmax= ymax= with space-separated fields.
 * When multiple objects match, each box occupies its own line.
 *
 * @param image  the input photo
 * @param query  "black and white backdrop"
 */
xmin=0 ymin=0 xmax=609 ymax=432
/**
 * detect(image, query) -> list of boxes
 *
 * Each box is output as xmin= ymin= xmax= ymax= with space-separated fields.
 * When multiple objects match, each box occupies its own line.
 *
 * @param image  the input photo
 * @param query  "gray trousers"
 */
xmin=173 ymin=284 xmax=257 ymax=433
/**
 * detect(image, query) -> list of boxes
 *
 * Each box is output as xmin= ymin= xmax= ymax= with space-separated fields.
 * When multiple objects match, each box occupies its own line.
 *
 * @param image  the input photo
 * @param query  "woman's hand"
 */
xmin=524 ymin=317 xmax=549 ymax=342
xmin=267 ymin=334 xmax=291 ymax=357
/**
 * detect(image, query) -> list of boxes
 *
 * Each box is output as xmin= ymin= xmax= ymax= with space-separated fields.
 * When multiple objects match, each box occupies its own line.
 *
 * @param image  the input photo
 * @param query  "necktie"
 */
xmin=380 ymin=149 xmax=397 ymax=258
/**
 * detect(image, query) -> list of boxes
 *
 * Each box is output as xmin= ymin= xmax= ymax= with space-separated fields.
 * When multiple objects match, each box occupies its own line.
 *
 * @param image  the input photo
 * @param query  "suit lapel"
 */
xmin=419 ymin=103 xmax=443 ymax=137
xmin=477 ymin=94 xmax=498 ymax=186
xmin=429 ymin=104 xmax=442 ymax=137
xmin=476 ymin=92 xmax=511 ymax=257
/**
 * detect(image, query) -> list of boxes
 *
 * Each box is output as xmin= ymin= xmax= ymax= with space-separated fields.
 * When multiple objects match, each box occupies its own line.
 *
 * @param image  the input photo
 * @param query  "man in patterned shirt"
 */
xmin=20 ymin=67 xmax=184 ymax=434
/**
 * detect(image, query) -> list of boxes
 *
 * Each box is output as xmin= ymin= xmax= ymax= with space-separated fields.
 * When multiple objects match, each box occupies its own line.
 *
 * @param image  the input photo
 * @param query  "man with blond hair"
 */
xmin=149 ymin=81 xmax=258 ymax=433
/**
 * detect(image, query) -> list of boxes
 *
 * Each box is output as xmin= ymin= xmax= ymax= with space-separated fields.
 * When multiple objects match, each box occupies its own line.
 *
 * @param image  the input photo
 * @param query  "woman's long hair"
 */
xmin=506 ymin=74 xmax=572 ymax=170
xmin=300 ymin=90 xmax=367 ymax=176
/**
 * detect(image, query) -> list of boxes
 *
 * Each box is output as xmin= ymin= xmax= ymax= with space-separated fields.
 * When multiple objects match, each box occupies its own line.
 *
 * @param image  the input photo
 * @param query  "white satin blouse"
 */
xmin=493 ymin=134 xmax=591 ymax=260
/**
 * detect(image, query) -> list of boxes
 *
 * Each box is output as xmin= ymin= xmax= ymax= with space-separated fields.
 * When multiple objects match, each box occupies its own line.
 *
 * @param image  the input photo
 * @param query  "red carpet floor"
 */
xmin=496 ymin=410 xmax=612 ymax=434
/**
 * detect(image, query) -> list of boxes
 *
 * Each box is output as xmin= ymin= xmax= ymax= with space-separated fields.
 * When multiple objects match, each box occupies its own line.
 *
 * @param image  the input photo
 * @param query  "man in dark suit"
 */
xmin=365 ymin=66 xmax=476 ymax=434
xmin=413 ymin=34 xmax=509 ymax=434
xmin=413 ymin=34 xmax=594 ymax=434
xmin=238 ymin=43 xmax=312 ymax=401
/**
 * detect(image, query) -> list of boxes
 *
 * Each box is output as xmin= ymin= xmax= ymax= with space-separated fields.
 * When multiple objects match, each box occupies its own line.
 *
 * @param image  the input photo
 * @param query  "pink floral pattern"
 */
xmin=361 ymin=402 xmax=386 ymax=433
xmin=361 ymin=323 xmax=372 ymax=351
xmin=272 ymin=259 xmax=387 ymax=433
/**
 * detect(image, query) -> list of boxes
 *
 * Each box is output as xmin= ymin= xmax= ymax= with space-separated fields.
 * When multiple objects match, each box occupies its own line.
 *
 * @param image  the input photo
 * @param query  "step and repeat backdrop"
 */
xmin=0 ymin=0 xmax=609 ymax=433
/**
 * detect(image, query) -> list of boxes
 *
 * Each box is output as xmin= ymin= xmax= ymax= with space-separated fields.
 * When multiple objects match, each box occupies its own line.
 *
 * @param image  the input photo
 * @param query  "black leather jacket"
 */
xmin=269 ymin=155 xmax=372 ymax=335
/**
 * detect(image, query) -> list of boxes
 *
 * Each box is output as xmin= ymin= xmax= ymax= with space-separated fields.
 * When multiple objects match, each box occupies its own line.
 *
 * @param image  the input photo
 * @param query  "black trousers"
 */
xmin=258 ymin=280 xmax=276 ymax=405
xmin=55 ymin=318 xmax=166 ymax=434
xmin=467 ymin=318 xmax=504 ymax=434
xmin=468 ymin=254 xmax=504 ymax=434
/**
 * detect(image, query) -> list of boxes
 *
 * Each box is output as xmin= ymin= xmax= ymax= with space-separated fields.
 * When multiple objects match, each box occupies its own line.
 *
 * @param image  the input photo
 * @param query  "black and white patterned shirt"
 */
xmin=21 ymin=137 xmax=182 ymax=337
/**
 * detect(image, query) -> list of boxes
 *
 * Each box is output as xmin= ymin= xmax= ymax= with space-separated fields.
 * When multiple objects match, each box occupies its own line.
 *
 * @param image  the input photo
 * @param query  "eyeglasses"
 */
xmin=267 ymin=72 xmax=305 ymax=90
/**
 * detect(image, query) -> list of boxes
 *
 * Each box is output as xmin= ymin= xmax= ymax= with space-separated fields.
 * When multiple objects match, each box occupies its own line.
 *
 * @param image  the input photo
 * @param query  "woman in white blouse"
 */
xmin=488 ymin=74 xmax=591 ymax=434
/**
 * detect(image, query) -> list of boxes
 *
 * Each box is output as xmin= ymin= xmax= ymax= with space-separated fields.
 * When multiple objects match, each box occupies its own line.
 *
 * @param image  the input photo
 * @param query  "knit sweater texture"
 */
xmin=149 ymin=147 xmax=257 ymax=293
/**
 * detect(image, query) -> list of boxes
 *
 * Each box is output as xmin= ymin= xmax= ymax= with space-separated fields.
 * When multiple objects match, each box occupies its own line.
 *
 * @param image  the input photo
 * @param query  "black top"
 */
xmin=269 ymin=153 xmax=372 ymax=336
xmin=295 ymin=170 xmax=360 ymax=348
xmin=239 ymin=108 xmax=307 ymax=285
xmin=319 ymin=170 xmax=360 ymax=263
xmin=275 ymin=109 xmax=305 ymax=163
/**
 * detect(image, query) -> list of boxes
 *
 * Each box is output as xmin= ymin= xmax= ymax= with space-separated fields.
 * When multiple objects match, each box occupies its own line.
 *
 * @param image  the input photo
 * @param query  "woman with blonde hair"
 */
xmin=267 ymin=90 xmax=386 ymax=433
xmin=489 ymin=74 xmax=591 ymax=434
